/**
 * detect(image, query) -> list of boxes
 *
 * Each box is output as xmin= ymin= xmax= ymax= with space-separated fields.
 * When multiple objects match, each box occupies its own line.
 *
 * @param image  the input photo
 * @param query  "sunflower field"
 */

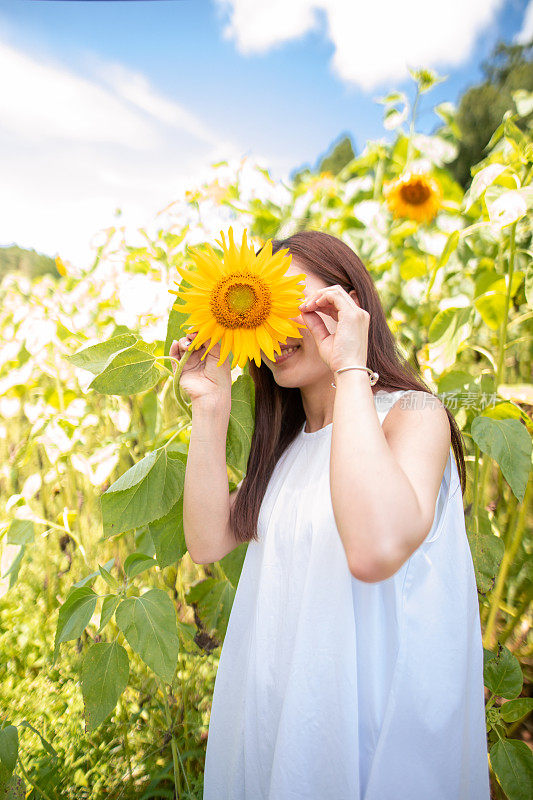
xmin=1 ymin=70 xmax=532 ymax=799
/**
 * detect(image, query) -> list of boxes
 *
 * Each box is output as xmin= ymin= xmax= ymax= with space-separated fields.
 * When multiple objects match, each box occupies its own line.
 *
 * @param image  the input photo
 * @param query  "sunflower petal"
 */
xmin=255 ymin=324 xmax=276 ymax=362
xmin=241 ymin=329 xmax=260 ymax=367
xmin=189 ymin=249 xmax=223 ymax=282
xmin=218 ymin=330 xmax=233 ymax=368
xmin=175 ymin=267 xmax=212 ymax=290
xmin=267 ymin=316 xmax=301 ymax=336
xmin=231 ymin=329 xmax=241 ymax=370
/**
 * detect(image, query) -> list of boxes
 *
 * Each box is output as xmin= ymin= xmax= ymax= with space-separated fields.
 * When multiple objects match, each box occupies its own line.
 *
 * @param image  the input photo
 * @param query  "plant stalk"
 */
xmin=162 ymin=685 xmax=181 ymax=797
xmin=405 ymin=86 xmax=420 ymax=168
xmin=483 ymin=477 xmax=532 ymax=649
xmin=495 ymin=222 xmax=517 ymax=386
xmin=373 ymin=156 xmax=385 ymax=200
xmin=471 ymin=442 xmax=480 ymax=535
xmin=499 ymin=583 xmax=533 ymax=646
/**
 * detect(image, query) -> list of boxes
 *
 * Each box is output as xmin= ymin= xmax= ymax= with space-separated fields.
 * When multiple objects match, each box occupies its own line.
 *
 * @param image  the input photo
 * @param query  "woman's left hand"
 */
xmin=298 ymin=285 xmax=370 ymax=373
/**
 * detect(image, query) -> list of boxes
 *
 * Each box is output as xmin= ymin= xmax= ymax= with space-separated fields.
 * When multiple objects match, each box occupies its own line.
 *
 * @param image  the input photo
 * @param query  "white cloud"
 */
xmin=514 ymin=1 xmax=533 ymax=44
xmin=0 ymin=40 xmax=155 ymax=148
xmin=216 ymin=0 xmax=506 ymax=91
xmin=88 ymin=57 xmax=222 ymax=147
xmin=0 ymin=37 xmax=283 ymax=268
xmin=215 ymin=0 xmax=321 ymax=53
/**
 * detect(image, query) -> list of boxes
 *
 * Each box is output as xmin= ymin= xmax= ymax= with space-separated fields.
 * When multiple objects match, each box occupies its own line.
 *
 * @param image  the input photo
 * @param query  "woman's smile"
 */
xmin=273 ymin=345 xmax=301 ymax=364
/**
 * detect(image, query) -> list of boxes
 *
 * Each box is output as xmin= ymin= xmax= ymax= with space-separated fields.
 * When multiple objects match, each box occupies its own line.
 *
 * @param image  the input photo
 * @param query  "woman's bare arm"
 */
xmin=330 ymin=375 xmax=451 ymax=583
xmin=183 ymin=397 xmax=242 ymax=565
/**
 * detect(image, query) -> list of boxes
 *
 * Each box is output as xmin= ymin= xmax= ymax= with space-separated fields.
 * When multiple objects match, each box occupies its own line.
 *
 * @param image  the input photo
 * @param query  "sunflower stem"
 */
xmin=483 ymin=476 xmax=532 ymax=649
xmin=373 ymin=156 xmax=385 ymax=201
xmin=163 ymin=420 xmax=191 ymax=450
xmin=405 ymin=85 xmax=420 ymax=168
xmin=172 ymin=348 xmax=193 ymax=421
xmin=495 ymin=223 xmax=516 ymax=387
xmin=153 ymin=357 xmax=174 ymax=377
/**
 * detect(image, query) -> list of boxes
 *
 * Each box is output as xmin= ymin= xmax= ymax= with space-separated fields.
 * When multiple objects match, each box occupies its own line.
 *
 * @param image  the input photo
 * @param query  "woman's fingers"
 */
xmin=301 ymin=295 xmax=338 ymax=322
xmin=170 ymin=331 xmax=230 ymax=374
xmin=170 ymin=334 xmax=197 ymax=373
xmin=302 ymin=309 xmax=331 ymax=344
xmin=300 ymin=286 xmax=356 ymax=321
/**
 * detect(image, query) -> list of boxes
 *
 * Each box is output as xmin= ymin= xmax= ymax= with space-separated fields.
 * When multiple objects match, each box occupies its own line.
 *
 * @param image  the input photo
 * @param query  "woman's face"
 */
xmin=260 ymin=258 xmax=338 ymax=388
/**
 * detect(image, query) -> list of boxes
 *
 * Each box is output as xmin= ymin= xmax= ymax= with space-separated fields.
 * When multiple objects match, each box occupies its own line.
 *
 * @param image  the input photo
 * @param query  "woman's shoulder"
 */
xmin=381 ymin=388 xmax=450 ymax=450
xmin=381 ymin=388 xmax=452 ymax=539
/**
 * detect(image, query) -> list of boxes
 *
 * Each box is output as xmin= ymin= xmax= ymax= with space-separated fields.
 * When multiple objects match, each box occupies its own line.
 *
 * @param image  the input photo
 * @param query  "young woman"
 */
xmin=171 ymin=230 xmax=491 ymax=800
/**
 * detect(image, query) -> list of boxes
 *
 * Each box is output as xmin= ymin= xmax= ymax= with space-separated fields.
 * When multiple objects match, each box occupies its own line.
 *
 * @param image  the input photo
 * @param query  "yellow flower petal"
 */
xmin=55 ymin=256 xmax=67 ymax=276
xmin=256 ymin=324 xmax=276 ymax=362
xmin=175 ymin=266 xmax=212 ymax=290
xmin=218 ymin=329 xmax=234 ymax=367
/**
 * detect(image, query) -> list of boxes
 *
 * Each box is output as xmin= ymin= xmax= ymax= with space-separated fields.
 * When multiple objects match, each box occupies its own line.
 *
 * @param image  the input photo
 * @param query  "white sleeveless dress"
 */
xmin=202 ymin=389 xmax=491 ymax=800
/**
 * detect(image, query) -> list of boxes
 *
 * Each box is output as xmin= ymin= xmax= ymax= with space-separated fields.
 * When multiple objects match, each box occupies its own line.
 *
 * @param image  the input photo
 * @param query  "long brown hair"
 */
xmin=230 ymin=229 xmax=467 ymax=544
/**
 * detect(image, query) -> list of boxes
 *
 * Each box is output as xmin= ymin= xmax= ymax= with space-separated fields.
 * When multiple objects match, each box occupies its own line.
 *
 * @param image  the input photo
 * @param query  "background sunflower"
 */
xmin=383 ymin=171 xmax=443 ymax=224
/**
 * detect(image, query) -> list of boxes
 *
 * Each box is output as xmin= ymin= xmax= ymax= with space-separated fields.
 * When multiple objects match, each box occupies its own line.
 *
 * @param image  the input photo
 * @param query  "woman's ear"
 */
xmin=349 ymin=288 xmax=360 ymax=307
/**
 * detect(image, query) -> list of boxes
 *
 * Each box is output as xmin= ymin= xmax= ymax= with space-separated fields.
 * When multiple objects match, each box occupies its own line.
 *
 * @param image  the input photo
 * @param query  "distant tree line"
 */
xmin=0 ymin=244 xmax=56 ymax=281
xmin=449 ymin=38 xmax=533 ymax=187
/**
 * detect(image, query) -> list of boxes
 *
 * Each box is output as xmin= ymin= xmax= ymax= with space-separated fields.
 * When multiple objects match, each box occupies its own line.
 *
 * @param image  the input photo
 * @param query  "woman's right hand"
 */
xmin=170 ymin=332 xmax=232 ymax=407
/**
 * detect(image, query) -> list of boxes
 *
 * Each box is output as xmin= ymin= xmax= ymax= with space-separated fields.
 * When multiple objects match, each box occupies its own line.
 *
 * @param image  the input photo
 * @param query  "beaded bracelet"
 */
xmin=331 ymin=365 xmax=379 ymax=389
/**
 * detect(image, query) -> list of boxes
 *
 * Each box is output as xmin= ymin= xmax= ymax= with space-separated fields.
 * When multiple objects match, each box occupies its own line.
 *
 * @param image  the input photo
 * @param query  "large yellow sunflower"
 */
xmin=383 ymin=171 xmax=442 ymax=224
xmin=168 ymin=227 xmax=306 ymax=369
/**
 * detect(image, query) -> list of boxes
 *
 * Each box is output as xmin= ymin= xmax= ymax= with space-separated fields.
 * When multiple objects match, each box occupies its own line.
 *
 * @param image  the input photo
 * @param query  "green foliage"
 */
xmin=185 ymin=578 xmax=235 ymax=644
xmin=500 ymin=698 xmax=533 ymax=725
xmin=115 ymin=589 xmax=180 ymax=684
xmin=483 ymin=645 xmax=533 ymax=799
xmin=123 ymin=552 xmax=157 ymax=578
xmin=489 ymin=738 xmax=533 ymax=800
xmin=448 ymin=39 xmax=533 ymax=188
xmin=317 ymin=134 xmax=356 ymax=176
xmin=471 ymin=417 xmax=532 ymax=502
xmin=53 ymin=586 xmax=98 ymax=661
xmin=0 ymin=726 xmax=19 ymax=792
xmin=226 ymin=373 xmax=255 ymax=473
xmin=0 ymin=581 xmax=216 ymax=796
xmin=66 ymin=333 xmax=139 ymax=375
xmin=467 ymin=524 xmax=505 ymax=595
xmin=291 ymin=134 xmax=356 ymax=184
xmin=88 ymin=341 xmax=162 ymax=396
xmin=6 ymin=521 xmax=34 ymax=546
xmin=219 ymin=542 xmax=248 ymax=589
xmin=81 ymin=643 xmax=129 ymax=732
xmin=148 ymin=495 xmax=187 ymax=569
xmin=484 ymin=645 xmax=524 ymax=700
xmin=100 ymin=449 xmax=186 ymax=537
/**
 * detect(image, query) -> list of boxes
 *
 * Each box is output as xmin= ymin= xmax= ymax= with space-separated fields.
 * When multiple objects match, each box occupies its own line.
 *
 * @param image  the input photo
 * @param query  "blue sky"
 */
xmin=0 ymin=0 xmax=531 ymax=267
